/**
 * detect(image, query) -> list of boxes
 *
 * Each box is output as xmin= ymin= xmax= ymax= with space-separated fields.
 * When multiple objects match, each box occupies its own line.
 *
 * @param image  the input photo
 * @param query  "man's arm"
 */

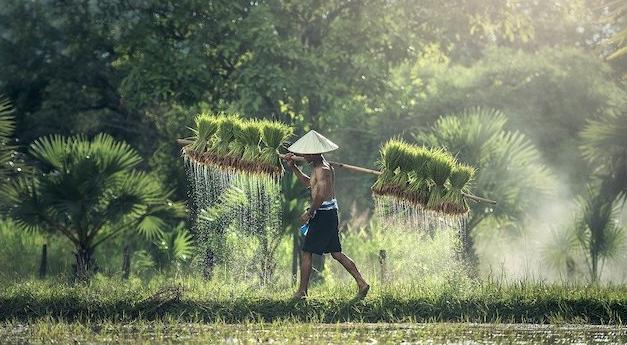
xmin=290 ymin=164 xmax=311 ymax=188
xmin=284 ymin=153 xmax=310 ymax=188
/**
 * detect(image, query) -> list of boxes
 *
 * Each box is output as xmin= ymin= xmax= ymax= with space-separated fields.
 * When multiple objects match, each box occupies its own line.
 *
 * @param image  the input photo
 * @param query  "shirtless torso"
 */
xmin=309 ymin=160 xmax=335 ymax=205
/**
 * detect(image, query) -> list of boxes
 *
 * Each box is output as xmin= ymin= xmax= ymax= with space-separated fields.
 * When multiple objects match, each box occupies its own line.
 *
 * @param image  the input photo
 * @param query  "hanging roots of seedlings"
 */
xmin=372 ymin=139 xmax=475 ymax=215
xmin=185 ymin=113 xmax=293 ymax=178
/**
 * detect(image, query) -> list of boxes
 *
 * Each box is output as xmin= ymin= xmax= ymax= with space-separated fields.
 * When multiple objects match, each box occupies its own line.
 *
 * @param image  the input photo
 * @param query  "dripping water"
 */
xmin=183 ymin=151 xmax=284 ymax=285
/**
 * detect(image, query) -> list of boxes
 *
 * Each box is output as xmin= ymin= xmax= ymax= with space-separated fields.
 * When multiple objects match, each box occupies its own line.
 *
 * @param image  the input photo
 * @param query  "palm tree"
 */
xmin=149 ymin=222 xmax=194 ymax=271
xmin=414 ymin=107 xmax=554 ymax=265
xmin=577 ymin=109 xmax=627 ymax=282
xmin=4 ymin=134 xmax=186 ymax=280
xmin=574 ymin=186 xmax=625 ymax=282
xmin=542 ymin=225 xmax=578 ymax=280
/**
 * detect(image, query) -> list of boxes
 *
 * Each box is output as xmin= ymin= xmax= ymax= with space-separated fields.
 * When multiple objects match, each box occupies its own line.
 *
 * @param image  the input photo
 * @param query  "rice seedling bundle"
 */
xmin=406 ymin=147 xmax=431 ymax=204
xmin=239 ymin=121 xmax=262 ymax=163
xmin=186 ymin=113 xmax=293 ymax=177
xmin=442 ymin=164 xmax=475 ymax=214
xmin=211 ymin=116 xmax=238 ymax=156
xmin=227 ymin=118 xmax=247 ymax=162
xmin=426 ymin=148 xmax=456 ymax=210
xmin=189 ymin=113 xmax=219 ymax=153
xmin=372 ymin=139 xmax=474 ymax=215
xmin=372 ymin=139 xmax=405 ymax=195
xmin=259 ymin=120 xmax=294 ymax=172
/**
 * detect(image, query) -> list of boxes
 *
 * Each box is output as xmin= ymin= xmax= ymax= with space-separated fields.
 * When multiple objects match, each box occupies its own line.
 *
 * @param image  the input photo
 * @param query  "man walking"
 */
xmin=283 ymin=130 xmax=369 ymax=300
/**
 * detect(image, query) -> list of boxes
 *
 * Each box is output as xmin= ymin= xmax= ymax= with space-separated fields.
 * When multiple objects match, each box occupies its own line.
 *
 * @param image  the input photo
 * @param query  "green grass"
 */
xmin=1 ymin=276 xmax=625 ymax=324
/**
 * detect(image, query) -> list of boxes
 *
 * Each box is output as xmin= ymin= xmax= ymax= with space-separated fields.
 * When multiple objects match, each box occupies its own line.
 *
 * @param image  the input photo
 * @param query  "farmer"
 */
xmin=283 ymin=130 xmax=370 ymax=300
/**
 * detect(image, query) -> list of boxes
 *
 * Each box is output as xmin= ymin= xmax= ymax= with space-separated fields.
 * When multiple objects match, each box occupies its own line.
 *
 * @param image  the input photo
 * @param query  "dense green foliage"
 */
xmin=3 ymin=134 xmax=186 ymax=279
xmin=0 ymin=0 xmax=625 ymax=283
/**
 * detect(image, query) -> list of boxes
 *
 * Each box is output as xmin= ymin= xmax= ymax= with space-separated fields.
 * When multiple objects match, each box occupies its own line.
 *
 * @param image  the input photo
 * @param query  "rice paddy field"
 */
xmin=2 ymin=321 xmax=625 ymax=344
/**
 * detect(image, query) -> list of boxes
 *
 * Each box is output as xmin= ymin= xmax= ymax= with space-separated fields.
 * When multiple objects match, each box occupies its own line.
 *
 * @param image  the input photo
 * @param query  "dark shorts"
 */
xmin=302 ymin=209 xmax=341 ymax=255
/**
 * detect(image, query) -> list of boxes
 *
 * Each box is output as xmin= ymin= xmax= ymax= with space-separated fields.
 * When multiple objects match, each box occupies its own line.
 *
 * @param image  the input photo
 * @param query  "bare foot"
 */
xmin=291 ymin=291 xmax=307 ymax=300
xmin=356 ymin=283 xmax=370 ymax=300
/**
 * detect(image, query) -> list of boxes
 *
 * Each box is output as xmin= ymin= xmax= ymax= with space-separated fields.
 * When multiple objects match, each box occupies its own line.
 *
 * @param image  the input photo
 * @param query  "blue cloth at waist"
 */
xmin=317 ymin=198 xmax=338 ymax=210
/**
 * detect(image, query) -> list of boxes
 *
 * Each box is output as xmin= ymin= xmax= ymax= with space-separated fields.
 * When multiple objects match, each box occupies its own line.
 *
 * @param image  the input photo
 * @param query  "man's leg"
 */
xmin=295 ymin=250 xmax=313 ymax=297
xmin=330 ymin=252 xmax=368 ymax=290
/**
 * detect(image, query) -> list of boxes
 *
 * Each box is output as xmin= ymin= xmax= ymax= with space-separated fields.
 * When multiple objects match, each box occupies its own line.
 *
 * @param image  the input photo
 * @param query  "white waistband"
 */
xmin=318 ymin=198 xmax=338 ymax=210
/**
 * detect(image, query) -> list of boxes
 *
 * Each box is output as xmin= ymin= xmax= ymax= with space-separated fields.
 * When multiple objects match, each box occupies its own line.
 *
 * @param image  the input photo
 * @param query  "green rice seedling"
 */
xmin=211 ymin=115 xmax=239 ymax=157
xmin=186 ymin=114 xmax=294 ymax=176
xmin=379 ymin=139 xmax=404 ymax=171
xmin=259 ymin=121 xmax=293 ymax=173
xmin=189 ymin=113 xmax=219 ymax=153
xmin=442 ymin=164 xmax=475 ymax=214
xmin=390 ymin=142 xmax=416 ymax=196
xmin=240 ymin=120 xmax=263 ymax=166
xmin=426 ymin=148 xmax=456 ymax=211
xmin=406 ymin=146 xmax=432 ymax=205
xmin=373 ymin=139 xmax=407 ymax=196
xmin=227 ymin=118 xmax=247 ymax=163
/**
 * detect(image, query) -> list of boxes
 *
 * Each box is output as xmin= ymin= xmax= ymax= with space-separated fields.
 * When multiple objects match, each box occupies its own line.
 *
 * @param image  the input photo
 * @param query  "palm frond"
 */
xmin=0 ymin=96 xmax=14 ymax=139
xmin=414 ymin=107 xmax=554 ymax=222
xmin=0 ymin=96 xmax=17 ymax=184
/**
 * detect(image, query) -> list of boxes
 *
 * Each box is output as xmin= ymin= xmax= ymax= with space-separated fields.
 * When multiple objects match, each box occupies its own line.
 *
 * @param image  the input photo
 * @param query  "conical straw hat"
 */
xmin=287 ymin=130 xmax=339 ymax=154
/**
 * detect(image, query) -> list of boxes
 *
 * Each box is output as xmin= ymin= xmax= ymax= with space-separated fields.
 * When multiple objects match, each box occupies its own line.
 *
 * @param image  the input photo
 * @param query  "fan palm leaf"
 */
xmin=0 ymin=96 xmax=16 ymax=182
xmin=5 ymin=134 xmax=185 ymax=279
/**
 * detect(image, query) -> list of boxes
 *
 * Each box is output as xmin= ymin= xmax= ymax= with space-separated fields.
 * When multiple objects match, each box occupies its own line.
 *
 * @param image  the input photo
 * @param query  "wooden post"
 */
xmin=122 ymin=244 xmax=131 ymax=280
xmin=38 ymin=243 xmax=47 ymax=279
xmin=378 ymin=249 xmax=387 ymax=283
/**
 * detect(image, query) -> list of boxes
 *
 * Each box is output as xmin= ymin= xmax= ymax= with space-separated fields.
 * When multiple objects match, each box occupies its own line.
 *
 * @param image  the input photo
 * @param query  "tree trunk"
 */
xmin=74 ymin=244 xmax=95 ymax=281
xmin=460 ymin=215 xmax=482 ymax=275
xmin=38 ymin=243 xmax=48 ymax=279
xmin=591 ymin=251 xmax=599 ymax=283
xmin=122 ymin=244 xmax=131 ymax=280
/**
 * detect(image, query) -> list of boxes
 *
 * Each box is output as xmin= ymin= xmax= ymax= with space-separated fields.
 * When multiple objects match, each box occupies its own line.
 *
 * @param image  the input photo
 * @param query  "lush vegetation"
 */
xmin=0 ymin=1 xmax=625 ymax=334
xmin=1 ymin=277 xmax=625 ymax=324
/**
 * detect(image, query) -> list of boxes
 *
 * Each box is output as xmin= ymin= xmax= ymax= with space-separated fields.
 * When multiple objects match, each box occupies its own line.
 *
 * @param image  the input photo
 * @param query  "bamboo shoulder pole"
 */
xmin=177 ymin=139 xmax=496 ymax=205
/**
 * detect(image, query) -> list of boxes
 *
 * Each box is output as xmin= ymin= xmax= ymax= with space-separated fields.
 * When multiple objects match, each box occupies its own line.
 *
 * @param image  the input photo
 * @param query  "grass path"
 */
xmin=1 ymin=277 xmax=625 ymax=324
